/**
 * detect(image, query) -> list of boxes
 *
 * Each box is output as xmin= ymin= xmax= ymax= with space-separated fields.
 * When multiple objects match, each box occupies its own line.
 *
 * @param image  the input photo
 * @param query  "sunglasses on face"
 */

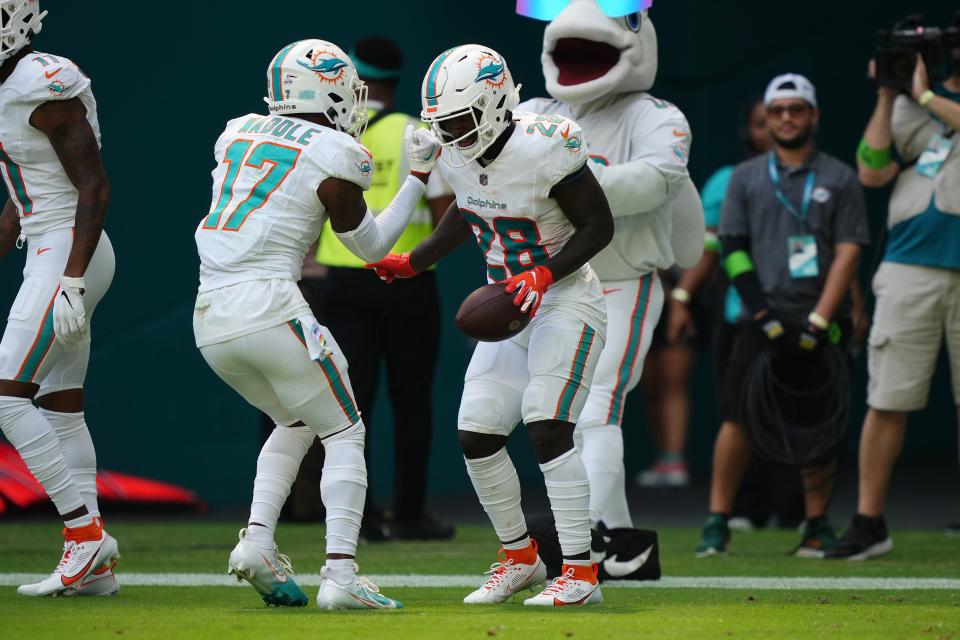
xmin=767 ymin=104 xmax=811 ymax=117
xmin=516 ymin=0 xmax=653 ymax=21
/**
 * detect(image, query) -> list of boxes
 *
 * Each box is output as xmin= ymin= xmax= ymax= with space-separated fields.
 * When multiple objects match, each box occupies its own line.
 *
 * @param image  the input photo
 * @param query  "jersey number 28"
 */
xmin=203 ymin=140 xmax=301 ymax=232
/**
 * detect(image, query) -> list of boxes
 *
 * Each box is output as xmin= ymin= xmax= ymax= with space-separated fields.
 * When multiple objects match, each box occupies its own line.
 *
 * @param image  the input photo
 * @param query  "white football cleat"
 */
xmin=463 ymin=547 xmax=548 ymax=604
xmin=227 ymin=528 xmax=307 ymax=607
xmin=74 ymin=562 xmax=120 ymax=596
xmin=316 ymin=566 xmax=403 ymax=609
xmin=18 ymin=520 xmax=120 ymax=597
xmin=523 ymin=564 xmax=602 ymax=607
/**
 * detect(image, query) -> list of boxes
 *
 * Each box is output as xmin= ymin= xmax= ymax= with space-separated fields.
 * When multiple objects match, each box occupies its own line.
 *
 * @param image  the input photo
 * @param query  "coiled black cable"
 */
xmin=739 ymin=344 xmax=850 ymax=470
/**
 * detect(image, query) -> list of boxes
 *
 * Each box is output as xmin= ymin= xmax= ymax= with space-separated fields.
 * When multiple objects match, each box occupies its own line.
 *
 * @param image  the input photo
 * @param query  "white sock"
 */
xmin=464 ymin=447 xmax=526 ymax=544
xmin=248 ymin=424 xmax=315 ymax=548
xmin=40 ymin=409 xmax=100 ymax=518
xmin=0 ymin=396 xmax=84 ymax=518
xmin=539 ymin=448 xmax=591 ymax=558
xmin=320 ymin=422 xmax=367 ymax=557
xmin=579 ymin=423 xmax=631 ymax=528
xmin=324 ymin=557 xmax=356 ymax=586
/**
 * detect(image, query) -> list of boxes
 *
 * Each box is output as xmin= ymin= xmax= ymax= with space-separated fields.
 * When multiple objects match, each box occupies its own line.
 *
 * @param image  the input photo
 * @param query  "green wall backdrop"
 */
xmin=1 ymin=1 xmax=957 ymax=506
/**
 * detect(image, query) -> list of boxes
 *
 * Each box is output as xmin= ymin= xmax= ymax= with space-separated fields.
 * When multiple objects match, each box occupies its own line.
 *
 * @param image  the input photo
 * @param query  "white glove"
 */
xmin=405 ymin=124 xmax=442 ymax=175
xmin=53 ymin=276 xmax=87 ymax=344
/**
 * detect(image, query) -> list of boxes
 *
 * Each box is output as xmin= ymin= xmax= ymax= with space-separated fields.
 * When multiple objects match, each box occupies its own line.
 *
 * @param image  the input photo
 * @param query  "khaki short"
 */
xmin=867 ymin=262 xmax=960 ymax=411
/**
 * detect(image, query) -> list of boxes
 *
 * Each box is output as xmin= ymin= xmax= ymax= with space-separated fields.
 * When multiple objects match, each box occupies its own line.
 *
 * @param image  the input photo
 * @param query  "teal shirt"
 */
xmin=885 ymin=85 xmax=960 ymax=271
xmin=701 ymin=165 xmax=743 ymax=323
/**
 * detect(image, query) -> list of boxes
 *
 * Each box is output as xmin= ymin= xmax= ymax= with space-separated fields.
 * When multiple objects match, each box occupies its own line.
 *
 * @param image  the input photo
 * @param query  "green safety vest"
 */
xmin=315 ymin=110 xmax=434 ymax=268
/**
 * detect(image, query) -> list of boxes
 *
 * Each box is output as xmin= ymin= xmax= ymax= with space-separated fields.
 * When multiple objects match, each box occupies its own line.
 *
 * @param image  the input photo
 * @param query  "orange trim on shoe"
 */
xmin=62 ymin=518 xmax=103 ymax=543
xmin=561 ymin=562 xmax=598 ymax=584
xmin=503 ymin=539 xmax=538 ymax=565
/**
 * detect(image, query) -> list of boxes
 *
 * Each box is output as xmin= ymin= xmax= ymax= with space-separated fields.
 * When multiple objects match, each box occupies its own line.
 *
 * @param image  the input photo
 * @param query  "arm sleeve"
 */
xmin=334 ymin=175 xmax=427 ymax=263
xmin=589 ymin=102 xmax=692 ymax=218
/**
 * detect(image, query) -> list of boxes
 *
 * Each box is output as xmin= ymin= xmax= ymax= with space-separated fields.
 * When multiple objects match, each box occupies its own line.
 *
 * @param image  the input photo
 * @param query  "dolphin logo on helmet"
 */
xmin=264 ymin=39 xmax=369 ymax=141
xmin=420 ymin=44 xmax=521 ymax=167
xmin=0 ymin=0 xmax=47 ymax=64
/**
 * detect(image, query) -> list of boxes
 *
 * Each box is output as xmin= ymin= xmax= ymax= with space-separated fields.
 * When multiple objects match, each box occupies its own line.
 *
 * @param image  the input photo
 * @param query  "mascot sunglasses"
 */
xmin=517 ymin=0 xmax=652 ymax=20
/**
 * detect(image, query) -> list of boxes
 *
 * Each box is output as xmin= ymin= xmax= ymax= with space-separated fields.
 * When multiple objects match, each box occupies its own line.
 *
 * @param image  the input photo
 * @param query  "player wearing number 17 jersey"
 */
xmin=194 ymin=39 xmax=433 ymax=610
xmin=368 ymin=44 xmax=613 ymax=606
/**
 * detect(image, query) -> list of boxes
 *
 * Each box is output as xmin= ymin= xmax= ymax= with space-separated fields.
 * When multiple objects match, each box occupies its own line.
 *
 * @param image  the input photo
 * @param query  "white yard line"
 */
xmin=2 ymin=573 xmax=959 ymax=590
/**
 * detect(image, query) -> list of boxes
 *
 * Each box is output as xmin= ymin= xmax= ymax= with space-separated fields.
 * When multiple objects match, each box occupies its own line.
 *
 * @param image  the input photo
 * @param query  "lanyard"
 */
xmin=767 ymin=153 xmax=815 ymax=230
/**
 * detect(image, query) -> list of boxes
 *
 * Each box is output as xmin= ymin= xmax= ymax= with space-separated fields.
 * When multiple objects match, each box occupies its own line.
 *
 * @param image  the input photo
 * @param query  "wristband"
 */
xmin=671 ymin=288 xmax=691 ymax=304
xmin=807 ymin=312 xmax=829 ymax=330
xmin=918 ymin=90 xmax=935 ymax=108
xmin=856 ymin=138 xmax=892 ymax=170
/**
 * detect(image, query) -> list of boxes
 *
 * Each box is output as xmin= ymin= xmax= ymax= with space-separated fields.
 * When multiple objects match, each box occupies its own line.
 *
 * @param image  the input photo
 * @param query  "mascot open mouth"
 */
xmin=551 ymin=38 xmax=621 ymax=86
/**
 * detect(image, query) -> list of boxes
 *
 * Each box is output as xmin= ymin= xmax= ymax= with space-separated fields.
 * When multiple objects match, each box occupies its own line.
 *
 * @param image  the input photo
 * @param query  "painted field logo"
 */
xmin=356 ymin=159 xmax=372 ymax=177
xmin=474 ymin=54 xmax=506 ymax=88
xmin=47 ymin=80 xmax=67 ymax=97
xmin=298 ymin=49 xmax=348 ymax=84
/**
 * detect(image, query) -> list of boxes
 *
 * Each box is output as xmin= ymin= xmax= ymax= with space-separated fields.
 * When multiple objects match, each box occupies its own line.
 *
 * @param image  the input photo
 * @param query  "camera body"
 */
xmin=875 ymin=15 xmax=960 ymax=93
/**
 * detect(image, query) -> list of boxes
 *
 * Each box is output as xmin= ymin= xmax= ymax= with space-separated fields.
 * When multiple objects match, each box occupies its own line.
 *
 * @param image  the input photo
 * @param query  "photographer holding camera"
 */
xmin=828 ymin=16 xmax=960 ymax=560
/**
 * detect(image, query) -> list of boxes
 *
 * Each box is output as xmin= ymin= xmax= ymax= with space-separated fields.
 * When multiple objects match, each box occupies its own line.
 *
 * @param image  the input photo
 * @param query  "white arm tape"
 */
xmin=334 ymin=175 xmax=426 ymax=263
xmin=591 ymin=161 xmax=671 ymax=219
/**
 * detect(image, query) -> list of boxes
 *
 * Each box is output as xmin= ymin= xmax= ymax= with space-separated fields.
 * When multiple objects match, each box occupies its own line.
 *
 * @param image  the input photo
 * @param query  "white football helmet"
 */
xmin=420 ymin=44 xmax=521 ymax=165
xmin=264 ymin=39 xmax=368 ymax=140
xmin=0 ymin=0 xmax=45 ymax=64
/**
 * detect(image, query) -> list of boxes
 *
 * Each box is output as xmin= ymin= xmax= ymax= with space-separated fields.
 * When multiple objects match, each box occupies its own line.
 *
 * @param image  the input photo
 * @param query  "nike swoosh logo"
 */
xmin=37 ymin=247 xmax=52 ymax=255
xmin=602 ymin=288 xmax=622 ymax=295
xmin=603 ymin=544 xmax=654 ymax=578
xmin=61 ymin=552 xmax=98 ymax=586
xmin=260 ymin=553 xmax=287 ymax=583
xmin=45 ymin=68 xmax=63 ymax=79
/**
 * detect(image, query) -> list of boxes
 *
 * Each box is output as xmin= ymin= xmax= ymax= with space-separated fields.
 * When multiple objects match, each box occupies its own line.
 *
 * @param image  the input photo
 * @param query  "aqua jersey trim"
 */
xmin=606 ymin=274 xmax=653 ymax=425
xmin=885 ymin=197 xmax=960 ymax=271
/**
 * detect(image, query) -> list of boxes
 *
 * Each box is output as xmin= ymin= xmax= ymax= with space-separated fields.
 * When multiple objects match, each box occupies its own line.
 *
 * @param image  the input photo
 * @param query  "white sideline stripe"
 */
xmin=3 ymin=573 xmax=960 ymax=590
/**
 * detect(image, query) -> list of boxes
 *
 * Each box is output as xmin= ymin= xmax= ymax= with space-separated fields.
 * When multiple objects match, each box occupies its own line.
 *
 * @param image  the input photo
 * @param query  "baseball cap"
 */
xmin=764 ymin=74 xmax=817 ymax=108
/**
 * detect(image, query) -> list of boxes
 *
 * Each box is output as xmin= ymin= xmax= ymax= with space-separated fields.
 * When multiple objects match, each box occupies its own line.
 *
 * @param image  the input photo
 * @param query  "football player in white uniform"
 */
xmin=368 ymin=45 xmax=613 ymax=606
xmin=519 ymin=2 xmax=703 ymax=531
xmin=194 ymin=39 xmax=435 ymax=610
xmin=0 ymin=0 xmax=119 ymax=597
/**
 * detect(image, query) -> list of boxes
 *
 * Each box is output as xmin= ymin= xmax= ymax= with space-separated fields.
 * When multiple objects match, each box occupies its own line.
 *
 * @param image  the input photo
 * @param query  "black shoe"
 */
xmin=390 ymin=512 xmax=455 ymax=540
xmin=824 ymin=514 xmax=893 ymax=560
xmin=359 ymin=508 xmax=393 ymax=543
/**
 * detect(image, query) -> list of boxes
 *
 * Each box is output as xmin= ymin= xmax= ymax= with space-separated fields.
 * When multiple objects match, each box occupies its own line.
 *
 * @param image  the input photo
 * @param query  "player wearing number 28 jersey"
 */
xmin=367 ymin=44 xmax=613 ymax=606
xmin=193 ymin=39 xmax=433 ymax=610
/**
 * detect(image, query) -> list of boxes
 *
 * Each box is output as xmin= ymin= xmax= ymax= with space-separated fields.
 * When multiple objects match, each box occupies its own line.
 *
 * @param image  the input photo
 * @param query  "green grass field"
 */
xmin=1 ymin=521 xmax=959 ymax=639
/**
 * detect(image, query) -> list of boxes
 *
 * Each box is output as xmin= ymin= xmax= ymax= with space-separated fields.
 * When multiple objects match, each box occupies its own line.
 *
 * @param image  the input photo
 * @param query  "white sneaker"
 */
xmin=316 ymin=566 xmax=403 ymax=609
xmin=635 ymin=461 xmax=690 ymax=488
xmin=463 ymin=549 xmax=547 ymax=604
xmin=18 ymin=522 xmax=120 ymax=597
xmin=524 ymin=565 xmax=602 ymax=607
xmin=227 ymin=528 xmax=307 ymax=607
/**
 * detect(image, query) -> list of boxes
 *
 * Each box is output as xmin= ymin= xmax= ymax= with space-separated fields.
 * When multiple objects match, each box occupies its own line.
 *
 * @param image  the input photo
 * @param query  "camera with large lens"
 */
xmin=875 ymin=14 xmax=960 ymax=93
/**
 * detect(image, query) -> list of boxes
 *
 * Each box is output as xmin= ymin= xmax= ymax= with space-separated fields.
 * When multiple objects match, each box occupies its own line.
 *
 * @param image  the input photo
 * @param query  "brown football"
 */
xmin=456 ymin=283 xmax=530 ymax=342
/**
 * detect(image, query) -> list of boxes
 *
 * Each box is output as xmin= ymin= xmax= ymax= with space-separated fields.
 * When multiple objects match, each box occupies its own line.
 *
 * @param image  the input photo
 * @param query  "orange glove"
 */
xmin=365 ymin=253 xmax=418 ymax=283
xmin=504 ymin=266 xmax=554 ymax=317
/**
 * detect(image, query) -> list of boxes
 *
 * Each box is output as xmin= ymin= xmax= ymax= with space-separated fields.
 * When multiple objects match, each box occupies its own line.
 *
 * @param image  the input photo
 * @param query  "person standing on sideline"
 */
xmin=696 ymin=74 xmax=870 ymax=558
xmin=828 ymin=47 xmax=960 ymax=560
xmin=314 ymin=37 xmax=455 ymax=541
